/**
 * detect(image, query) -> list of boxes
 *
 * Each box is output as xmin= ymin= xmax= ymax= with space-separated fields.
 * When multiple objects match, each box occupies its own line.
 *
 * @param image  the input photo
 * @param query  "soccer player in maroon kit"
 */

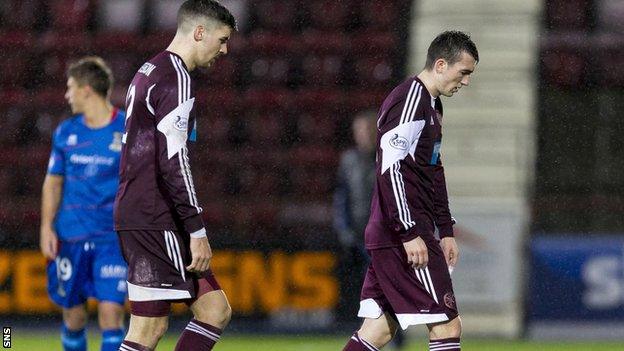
xmin=113 ymin=1 xmax=235 ymax=350
xmin=342 ymin=31 xmax=478 ymax=351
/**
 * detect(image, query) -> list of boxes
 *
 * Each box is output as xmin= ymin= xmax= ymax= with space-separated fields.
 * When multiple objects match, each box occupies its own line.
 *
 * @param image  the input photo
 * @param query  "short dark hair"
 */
xmin=67 ymin=56 xmax=114 ymax=98
xmin=178 ymin=0 xmax=237 ymax=31
xmin=424 ymin=31 xmax=479 ymax=70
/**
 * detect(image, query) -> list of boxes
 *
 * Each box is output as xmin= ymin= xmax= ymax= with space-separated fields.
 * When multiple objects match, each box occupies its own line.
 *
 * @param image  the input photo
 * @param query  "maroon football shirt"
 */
xmin=115 ymin=51 xmax=205 ymax=236
xmin=365 ymin=77 xmax=454 ymax=249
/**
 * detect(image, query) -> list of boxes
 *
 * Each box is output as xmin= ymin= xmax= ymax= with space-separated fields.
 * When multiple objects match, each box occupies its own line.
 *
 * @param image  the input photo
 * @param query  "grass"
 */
xmin=10 ymin=333 xmax=624 ymax=350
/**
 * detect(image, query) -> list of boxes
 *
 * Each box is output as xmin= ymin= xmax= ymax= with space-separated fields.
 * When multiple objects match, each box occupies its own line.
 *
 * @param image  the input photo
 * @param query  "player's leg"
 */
xmin=92 ymin=240 xmax=128 ymax=351
xmin=122 ymin=313 xmax=169 ymax=350
xmin=62 ymin=305 xmax=88 ymax=351
xmin=427 ymin=316 xmax=462 ymax=351
xmin=420 ymin=236 xmax=461 ymax=351
xmin=47 ymin=241 xmax=90 ymax=351
xmin=175 ymin=275 xmax=232 ymax=351
xmin=343 ymin=261 xmax=399 ymax=350
xmin=344 ymin=312 xmax=399 ymax=350
xmin=98 ymin=302 xmax=125 ymax=351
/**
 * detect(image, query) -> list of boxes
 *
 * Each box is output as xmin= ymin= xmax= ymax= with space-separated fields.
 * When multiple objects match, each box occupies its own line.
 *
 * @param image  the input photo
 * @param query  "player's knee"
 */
xmin=98 ymin=303 xmax=125 ymax=330
xmin=196 ymin=301 xmax=232 ymax=329
xmin=63 ymin=307 xmax=88 ymax=330
xmin=357 ymin=325 xmax=394 ymax=348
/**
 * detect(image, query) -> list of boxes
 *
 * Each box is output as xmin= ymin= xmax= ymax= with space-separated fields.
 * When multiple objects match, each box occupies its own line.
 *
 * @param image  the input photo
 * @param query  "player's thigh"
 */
xmin=369 ymin=244 xmax=456 ymax=329
xmin=47 ymin=241 xmax=90 ymax=308
xmin=189 ymin=289 xmax=231 ymax=327
xmin=92 ymin=241 xmax=128 ymax=305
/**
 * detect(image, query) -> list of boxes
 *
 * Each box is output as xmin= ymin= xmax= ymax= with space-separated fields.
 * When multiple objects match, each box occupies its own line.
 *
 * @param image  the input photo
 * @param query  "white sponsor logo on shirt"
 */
xmin=101 ymin=264 xmax=127 ymax=279
xmin=389 ymin=133 xmax=409 ymax=150
xmin=69 ymin=154 xmax=115 ymax=166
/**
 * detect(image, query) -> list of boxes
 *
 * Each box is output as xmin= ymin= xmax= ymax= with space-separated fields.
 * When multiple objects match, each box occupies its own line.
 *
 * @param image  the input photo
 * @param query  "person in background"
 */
xmin=40 ymin=56 xmax=127 ymax=351
xmin=334 ymin=111 xmax=406 ymax=350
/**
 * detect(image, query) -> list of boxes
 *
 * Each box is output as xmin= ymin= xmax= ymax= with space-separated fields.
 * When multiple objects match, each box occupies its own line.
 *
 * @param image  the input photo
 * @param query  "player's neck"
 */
xmin=417 ymin=70 xmax=440 ymax=98
xmin=83 ymin=99 xmax=114 ymax=129
xmin=167 ymin=36 xmax=196 ymax=72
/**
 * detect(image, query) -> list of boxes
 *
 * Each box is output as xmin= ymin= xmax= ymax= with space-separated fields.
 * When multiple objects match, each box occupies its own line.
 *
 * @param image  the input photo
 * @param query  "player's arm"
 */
xmin=378 ymin=83 xmax=430 ymax=268
xmin=150 ymin=73 xmax=210 ymax=273
xmin=40 ymin=131 xmax=65 ymax=260
xmin=433 ymin=156 xmax=459 ymax=268
xmin=332 ymin=154 xmax=355 ymax=248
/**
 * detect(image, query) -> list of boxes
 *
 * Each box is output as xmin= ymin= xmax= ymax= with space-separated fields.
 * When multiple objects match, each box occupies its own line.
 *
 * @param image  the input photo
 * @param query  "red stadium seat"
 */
xmin=353 ymin=57 xmax=395 ymax=85
xmin=252 ymin=0 xmax=298 ymax=31
xmin=246 ymin=114 xmax=283 ymax=146
xmin=296 ymin=113 xmax=336 ymax=145
xmin=594 ymin=35 xmax=624 ymax=87
xmin=546 ymin=0 xmax=591 ymax=30
xmin=300 ymin=30 xmax=350 ymax=54
xmin=306 ymin=0 xmax=352 ymax=30
xmin=301 ymin=54 xmax=346 ymax=86
xmin=359 ymin=0 xmax=400 ymax=30
xmin=294 ymin=89 xmax=345 ymax=113
xmin=541 ymin=35 xmax=589 ymax=88
xmin=0 ymin=0 xmax=40 ymax=30
xmin=49 ymin=0 xmax=93 ymax=32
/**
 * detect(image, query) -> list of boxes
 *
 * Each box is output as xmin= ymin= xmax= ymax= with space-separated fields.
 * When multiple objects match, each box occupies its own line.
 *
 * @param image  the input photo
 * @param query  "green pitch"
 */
xmin=10 ymin=333 xmax=624 ymax=350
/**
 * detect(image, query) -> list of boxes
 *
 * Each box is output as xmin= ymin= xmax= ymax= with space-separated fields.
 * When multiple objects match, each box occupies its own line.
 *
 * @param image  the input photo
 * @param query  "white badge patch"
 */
xmin=380 ymin=120 xmax=425 ymax=174
xmin=157 ymin=98 xmax=195 ymax=159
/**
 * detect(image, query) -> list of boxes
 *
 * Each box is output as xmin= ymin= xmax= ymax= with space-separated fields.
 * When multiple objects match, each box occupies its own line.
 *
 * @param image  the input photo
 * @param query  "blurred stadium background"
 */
xmin=1 ymin=0 xmax=624 ymax=350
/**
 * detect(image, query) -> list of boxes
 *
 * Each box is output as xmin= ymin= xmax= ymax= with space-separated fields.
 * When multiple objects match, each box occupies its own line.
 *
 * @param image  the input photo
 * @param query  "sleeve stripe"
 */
xmin=182 ymin=146 xmax=201 ymax=212
xmin=170 ymin=54 xmax=202 ymax=214
xmin=169 ymin=54 xmax=183 ymax=104
xmin=399 ymin=81 xmax=416 ymax=124
xmin=399 ymin=81 xmax=422 ymax=124
xmin=407 ymin=85 xmax=422 ymax=123
xmin=390 ymin=162 xmax=415 ymax=230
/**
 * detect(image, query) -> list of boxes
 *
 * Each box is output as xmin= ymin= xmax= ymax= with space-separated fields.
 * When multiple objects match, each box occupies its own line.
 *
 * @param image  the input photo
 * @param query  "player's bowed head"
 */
xmin=167 ymin=0 xmax=237 ymax=71
xmin=421 ymin=30 xmax=479 ymax=98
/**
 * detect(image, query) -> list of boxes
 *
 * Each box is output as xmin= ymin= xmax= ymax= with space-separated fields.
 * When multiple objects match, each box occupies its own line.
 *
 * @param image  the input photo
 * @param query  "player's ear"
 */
xmin=193 ymin=25 xmax=205 ymax=42
xmin=434 ymin=58 xmax=447 ymax=74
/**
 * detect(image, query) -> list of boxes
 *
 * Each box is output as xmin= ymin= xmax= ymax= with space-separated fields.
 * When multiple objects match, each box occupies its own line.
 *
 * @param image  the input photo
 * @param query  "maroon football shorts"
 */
xmin=117 ymin=230 xmax=221 ymax=317
xmin=359 ymin=235 xmax=459 ymax=329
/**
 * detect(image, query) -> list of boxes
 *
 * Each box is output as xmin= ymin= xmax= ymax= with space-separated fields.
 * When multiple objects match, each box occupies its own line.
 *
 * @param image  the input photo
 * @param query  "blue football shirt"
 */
xmin=47 ymin=109 xmax=125 ymax=242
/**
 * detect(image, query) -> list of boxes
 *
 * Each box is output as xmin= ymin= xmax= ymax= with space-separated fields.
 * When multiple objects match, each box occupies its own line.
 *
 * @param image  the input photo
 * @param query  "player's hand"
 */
xmin=187 ymin=237 xmax=212 ymax=273
xmin=40 ymin=227 xmax=58 ymax=260
xmin=403 ymin=236 xmax=428 ymax=269
xmin=440 ymin=237 xmax=459 ymax=271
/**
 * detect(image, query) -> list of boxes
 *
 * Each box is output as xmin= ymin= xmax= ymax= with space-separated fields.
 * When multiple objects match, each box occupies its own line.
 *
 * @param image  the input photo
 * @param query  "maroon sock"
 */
xmin=174 ymin=319 xmax=222 ymax=351
xmin=119 ymin=340 xmax=152 ymax=351
xmin=429 ymin=337 xmax=461 ymax=350
xmin=343 ymin=332 xmax=379 ymax=351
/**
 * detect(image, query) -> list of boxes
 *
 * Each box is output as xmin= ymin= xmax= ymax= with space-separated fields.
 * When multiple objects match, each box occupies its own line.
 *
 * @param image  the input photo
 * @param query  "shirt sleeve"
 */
xmin=47 ymin=125 xmax=65 ymax=176
xmin=433 ymin=154 xmax=454 ymax=238
xmin=151 ymin=70 xmax=205 ymax=237
xmin=377 ymin=82 xmax=432 ymax=242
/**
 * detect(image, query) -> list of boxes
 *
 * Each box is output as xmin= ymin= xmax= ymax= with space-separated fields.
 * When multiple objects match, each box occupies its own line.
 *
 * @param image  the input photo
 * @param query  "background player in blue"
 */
xmin=40 ymin=57 xmax=127 ymax=351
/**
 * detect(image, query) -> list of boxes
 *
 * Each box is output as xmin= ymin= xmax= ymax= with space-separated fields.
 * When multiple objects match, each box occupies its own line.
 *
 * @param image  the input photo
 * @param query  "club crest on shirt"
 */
xmin=174 ymin=115 xmax=189 ymax=131
xmin=109 ymin=132 xmax=122 ymax=152
xmin=67 ymin=134 xmax=77 ymax=146
xmin=444 ymin=292 xmax=456 ymax=309
xmin=389 ymin=133 xmax=409 ymax=150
